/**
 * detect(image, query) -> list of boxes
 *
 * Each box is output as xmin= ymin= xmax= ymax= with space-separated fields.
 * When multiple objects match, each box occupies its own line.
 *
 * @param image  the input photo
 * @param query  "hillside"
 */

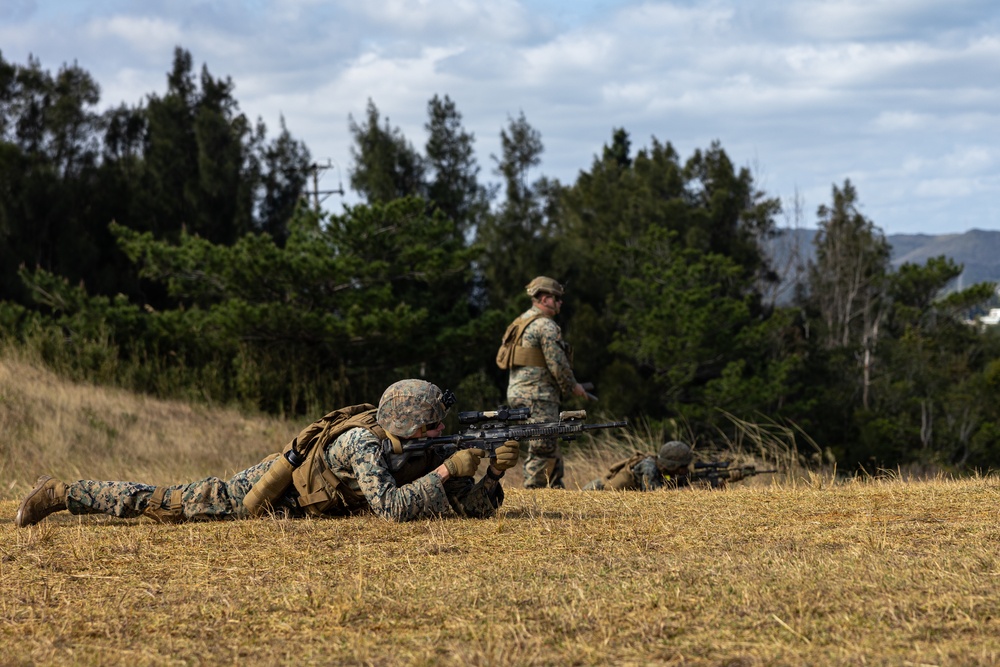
xmin=888 ymin=229 xmax=1000 ymax=288
xmin=0 ymin=351 xmax=289 ymax=499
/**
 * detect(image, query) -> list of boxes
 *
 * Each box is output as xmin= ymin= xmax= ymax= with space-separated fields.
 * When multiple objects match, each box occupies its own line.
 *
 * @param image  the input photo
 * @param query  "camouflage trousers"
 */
xmin=507 ymin=397 xmax=563 ymax=489
xmin=64 ymin=457 xmax=278 ymax=522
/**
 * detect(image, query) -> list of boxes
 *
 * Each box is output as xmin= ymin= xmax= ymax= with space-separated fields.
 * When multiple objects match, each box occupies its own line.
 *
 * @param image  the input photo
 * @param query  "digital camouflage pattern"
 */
xmin=65 ymin=457 xmax=272 ymax=520
xmin=63 ymin=425 xmax=502 ymax=523
xmin=506 ymin=396 xmax=562 ymax=488
xmin=506 ymin=304 xmax=579 ymax=489
xmin=320 ymin=426 xmax=501 ymax=520
xmin=582 ymin=455 xmax=692 ymax=491
xmin=507 ymin=305 xmax=577 ymax=403
xmin=377 ymin=379 xmax=448 ymax=439
xmin=657 ymin=441 xmax=693 ymax=470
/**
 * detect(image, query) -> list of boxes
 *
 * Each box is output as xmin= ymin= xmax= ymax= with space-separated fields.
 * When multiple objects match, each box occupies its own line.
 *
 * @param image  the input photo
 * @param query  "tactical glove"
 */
xmin=491 ymin=440 xmax=520 ymax=472
xmin=444 ymin=448 xmax=485 ymax=478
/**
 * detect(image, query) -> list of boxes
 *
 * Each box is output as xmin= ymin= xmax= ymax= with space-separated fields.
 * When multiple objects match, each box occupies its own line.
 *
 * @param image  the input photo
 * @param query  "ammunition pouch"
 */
xmin=603 ymin=453 xmax=647 ymax=491
xmin=512 ymin=346 xmax=546 ymax=368
xmin=144 ymin=486 xmax=185 ymax=523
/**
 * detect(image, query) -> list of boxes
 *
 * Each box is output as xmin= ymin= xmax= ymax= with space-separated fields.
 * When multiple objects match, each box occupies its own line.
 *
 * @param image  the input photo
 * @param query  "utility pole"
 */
xmin=308 ymin=160 xmax=345 ymax=214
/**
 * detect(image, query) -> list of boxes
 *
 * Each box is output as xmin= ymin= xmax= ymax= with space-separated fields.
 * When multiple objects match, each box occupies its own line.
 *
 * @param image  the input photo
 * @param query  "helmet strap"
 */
xmin=386 ymin=431 xmax=403 ymax=455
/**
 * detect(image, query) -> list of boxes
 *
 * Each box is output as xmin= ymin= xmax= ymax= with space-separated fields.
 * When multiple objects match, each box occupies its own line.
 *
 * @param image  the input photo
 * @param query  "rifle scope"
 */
xmin=458 ymin=406 xmax=531 ymax=425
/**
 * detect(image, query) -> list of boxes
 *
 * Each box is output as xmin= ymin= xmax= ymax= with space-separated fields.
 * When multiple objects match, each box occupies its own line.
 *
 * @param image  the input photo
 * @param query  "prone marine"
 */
xmin=14 ymin=379 xmax=518 ymax=527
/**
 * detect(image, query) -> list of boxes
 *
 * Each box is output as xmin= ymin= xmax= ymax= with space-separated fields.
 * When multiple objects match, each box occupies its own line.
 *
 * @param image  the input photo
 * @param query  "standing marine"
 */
xmin=496 ymin=276 xmax=586 ymax=489
xmin=15 ymin=379 xmax=519 ymax=527
xmin=583 ymin=441 xmax=694 ymax=491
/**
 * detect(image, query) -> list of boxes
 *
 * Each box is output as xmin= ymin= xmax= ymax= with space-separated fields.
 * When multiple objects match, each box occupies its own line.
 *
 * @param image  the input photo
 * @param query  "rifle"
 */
xmin=688 ymin=461 xmax=778 ymax=488
xmin=381 ymin=407 xmax=628 ymax=458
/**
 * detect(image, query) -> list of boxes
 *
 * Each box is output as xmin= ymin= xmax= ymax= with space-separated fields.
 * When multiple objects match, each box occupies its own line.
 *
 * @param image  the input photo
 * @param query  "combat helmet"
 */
xmin=377 ymin=379 xmax=453 ymax=439
xmin=525 ymin=276 xmax=565 ymax=298
xmin=657 ymin=440 xmax=692 ymax=471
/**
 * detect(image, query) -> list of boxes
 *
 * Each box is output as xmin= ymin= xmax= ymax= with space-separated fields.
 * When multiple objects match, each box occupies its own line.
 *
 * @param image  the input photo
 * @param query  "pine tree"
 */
xmin=348 ymin=99 xmax=425 ymax=204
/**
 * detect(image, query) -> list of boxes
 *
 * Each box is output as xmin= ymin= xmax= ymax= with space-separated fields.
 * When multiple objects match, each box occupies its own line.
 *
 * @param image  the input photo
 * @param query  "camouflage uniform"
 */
xmin=582 ymin=456 xmax=691 ymax=491
xmin=507 ymin=304 xmax=579 ymax=489
xmin=64 ymin=423 xmax=502 ymax=523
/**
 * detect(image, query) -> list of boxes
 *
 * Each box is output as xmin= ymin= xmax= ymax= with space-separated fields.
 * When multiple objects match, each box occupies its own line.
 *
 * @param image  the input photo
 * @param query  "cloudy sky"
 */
xmin=2 ymin=0 xmax=998 ymax=235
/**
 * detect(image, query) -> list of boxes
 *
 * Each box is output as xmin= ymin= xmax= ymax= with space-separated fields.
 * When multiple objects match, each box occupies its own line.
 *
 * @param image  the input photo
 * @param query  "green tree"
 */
xmin=13 ymin=198 xmax=486 ymax=414
xmin=138 ymin=48 xmax=263 ymax=245
xmin=424 ymin=94 xmax=492 ymax=242
xmin=0 ymin=48 xmax=312 ymax=309
xmin=348 ymin=99 xmax=425 ymax=204
xmin=858 ymin=258 xmax=996 ymax=468
xmin=256 ymin=115 xmax=311 ymax=245
xmin=807 ymin=179 xmax=891 ymax=409
xmin=0 ymin=52 xmax=104 ymax=303
xmin=801 ymin=182 xmax=1000 ymax=469
xmin=475 ymin=112 xmax=559 ymax=311
xmin=551 ymin=131 xmax=784 ymax=422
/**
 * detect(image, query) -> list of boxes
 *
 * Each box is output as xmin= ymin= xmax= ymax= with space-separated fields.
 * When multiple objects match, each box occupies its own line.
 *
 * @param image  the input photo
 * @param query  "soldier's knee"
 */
xmin=143 ymin=487 xmax=185 ymax=523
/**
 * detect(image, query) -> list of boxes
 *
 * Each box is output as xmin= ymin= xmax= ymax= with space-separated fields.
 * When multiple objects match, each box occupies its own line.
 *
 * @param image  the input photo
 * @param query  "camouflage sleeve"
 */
xmin=633 ymin=457 xmax=665 ymax=491
xmin=326 ymin=427 xmax=456 ymax=522
xmin=525 ymin=318 xmax=577 ymax=396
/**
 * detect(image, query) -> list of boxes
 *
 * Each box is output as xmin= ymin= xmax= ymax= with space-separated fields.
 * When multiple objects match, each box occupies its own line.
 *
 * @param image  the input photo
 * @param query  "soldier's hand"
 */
xmin=491 ymin=440 xmax=520 ymax=472
xmin=444 ymin=448 xmax=485 ymax=478
xmin=728 ymin=469 xmax=745 ymax=482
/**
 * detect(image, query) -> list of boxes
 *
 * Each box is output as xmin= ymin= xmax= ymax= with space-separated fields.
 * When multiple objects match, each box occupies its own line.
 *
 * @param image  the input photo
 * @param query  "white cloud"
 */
xmin=943 ymin=146 xmax=993 ymax=172
xmin=84 ymin=16 xmax=184 ymax=57
xmin=336 ymin=46 xmax=466 ymax=106
xmin=520 ymin=32 xmax=616 ymax=84
xmin=785 ymin=0 xmax=987 ymax=41
xmin=348 ymin=0 xmax=533 ymax=41
xmin=914 ymin=177 xmax=977 ymax=198
xmin=872 ymin=111 xmax=932 ymax=131
xmin=614 ymin=2 xmax=735 ymax=38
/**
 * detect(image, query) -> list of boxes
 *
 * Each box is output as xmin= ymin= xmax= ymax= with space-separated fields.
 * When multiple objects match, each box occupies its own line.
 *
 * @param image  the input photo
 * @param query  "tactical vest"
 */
xmin=496 ymin=313 xmax=547 ymax=370
xmin=282 ymin=404 xmax=387 ymax=516
xmin=602 ymin=453 xmax=649 ymax=491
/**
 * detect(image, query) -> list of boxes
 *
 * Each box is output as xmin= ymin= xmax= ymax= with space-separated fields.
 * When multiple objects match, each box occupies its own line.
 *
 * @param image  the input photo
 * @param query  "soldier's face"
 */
xmin=544 ymin=294 xmax=562 ymax=314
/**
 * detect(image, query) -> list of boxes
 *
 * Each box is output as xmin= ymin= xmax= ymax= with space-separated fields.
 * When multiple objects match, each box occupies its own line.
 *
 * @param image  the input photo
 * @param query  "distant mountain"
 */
xmin=764 ymin=228 xmax=1000 ymax=302
xmin=887 ymin=229 xmax=1000 ymax=289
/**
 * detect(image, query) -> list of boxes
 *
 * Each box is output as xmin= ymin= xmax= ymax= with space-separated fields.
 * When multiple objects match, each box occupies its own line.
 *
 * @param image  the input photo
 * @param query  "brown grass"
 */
xmin=2 ymin=352 xmax=1000 ymax=666
xmin=0 ymin=349 xmax=287 ymax=498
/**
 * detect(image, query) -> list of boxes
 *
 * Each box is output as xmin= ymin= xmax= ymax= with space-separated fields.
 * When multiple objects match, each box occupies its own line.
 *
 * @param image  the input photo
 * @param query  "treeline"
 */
xmin=2 ymin=49 xmax=999 ymax=472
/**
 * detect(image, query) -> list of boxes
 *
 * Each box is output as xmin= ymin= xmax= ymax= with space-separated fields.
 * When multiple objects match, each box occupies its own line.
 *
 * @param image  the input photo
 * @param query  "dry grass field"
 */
xmin=2 ymin=352 xmax=1000 ymax=666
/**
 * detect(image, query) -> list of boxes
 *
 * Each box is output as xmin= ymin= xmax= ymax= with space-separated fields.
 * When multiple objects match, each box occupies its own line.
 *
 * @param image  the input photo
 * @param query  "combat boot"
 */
xmin=14 ymin=475 xmax=68 ymax=528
